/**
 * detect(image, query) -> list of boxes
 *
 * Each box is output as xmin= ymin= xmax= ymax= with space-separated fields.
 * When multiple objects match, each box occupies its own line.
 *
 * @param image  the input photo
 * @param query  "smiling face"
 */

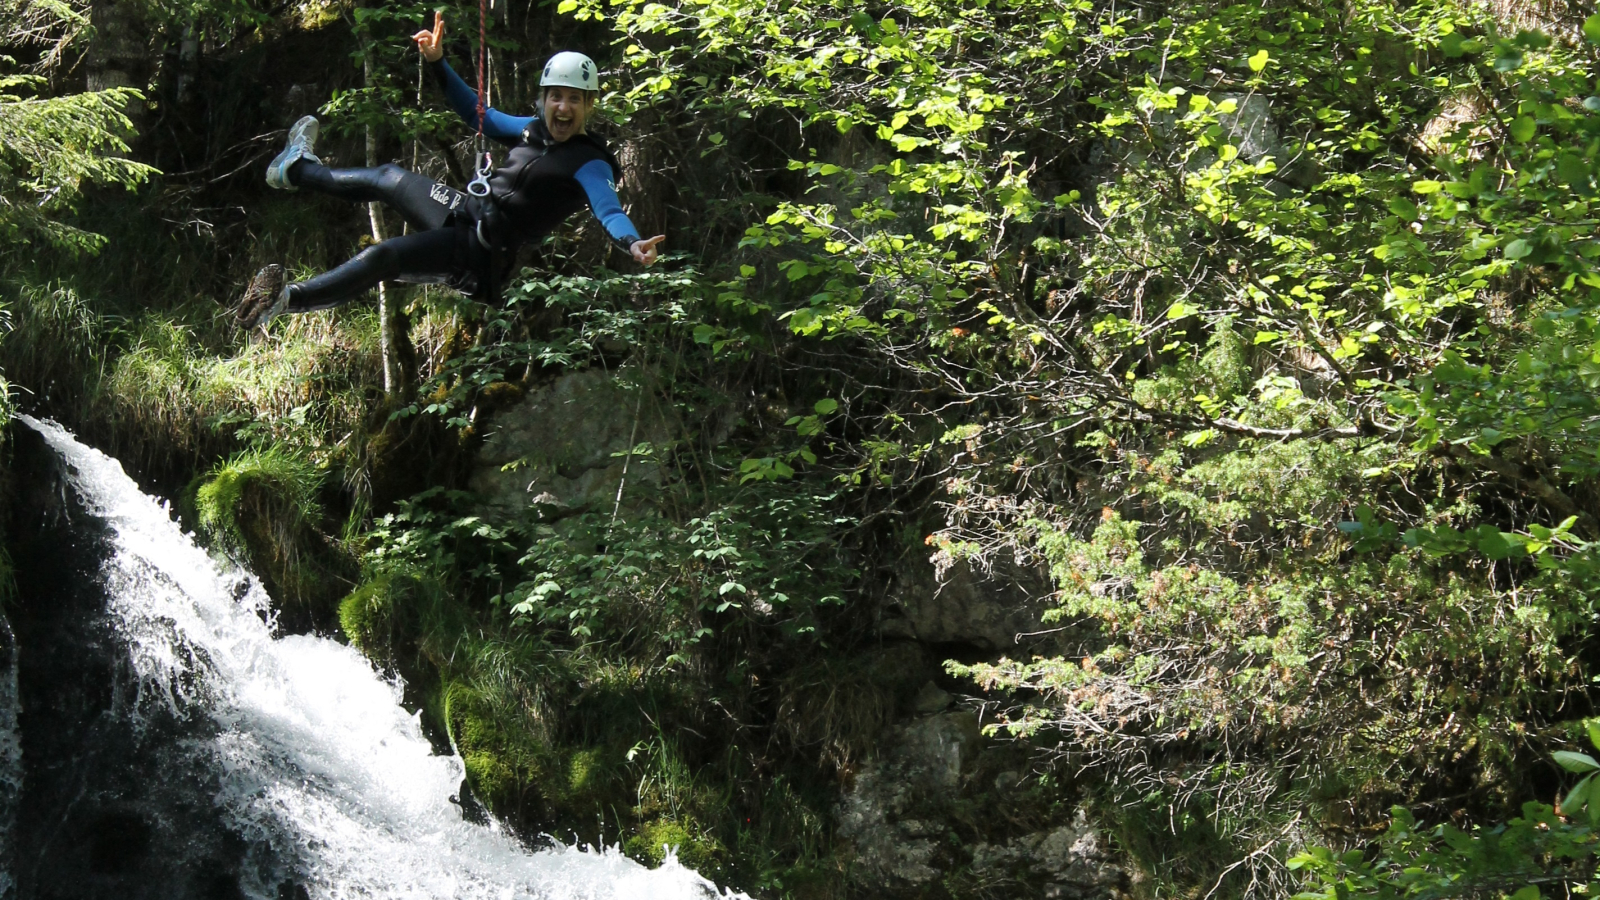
xmin=542 ymin=86 xmax=595 ymax=142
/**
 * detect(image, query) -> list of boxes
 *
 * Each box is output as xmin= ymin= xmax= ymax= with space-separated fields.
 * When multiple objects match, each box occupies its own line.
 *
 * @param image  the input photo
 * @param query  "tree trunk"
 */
xmin=84 ymin=0 xmax=149 ymax=136
xmin=361 ymin=46 xmax=415 ymax=400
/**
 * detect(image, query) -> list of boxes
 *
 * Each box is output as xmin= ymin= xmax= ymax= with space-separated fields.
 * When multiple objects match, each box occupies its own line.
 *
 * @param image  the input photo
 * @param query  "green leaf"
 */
xmin=1510 ymin=116 xmax=1537 ymax=142
xmin=1585 ymin=13 xmax=1600 ymax=44
xmin=1553 ymin=750 xmax=1600 ymax=772
xmin=1504 ymin=239 xmax=1533 ymax=260
xmin=1563 ymin=774 xmax=1593 ymax=814
xmin=1585 ymin=718 xmax=1600 ymax=751
xmin=1476 ymin=530 xmax=1514 ymax=559
xmin=1510 ymin=886 xmax=1541 ymax=900
xmin=1412 ymin=180 xmax=1442 ymax=195
xmin=1557 ymin=153 xmax=1590 ymax=187
xmin=1248 ymin=49 xmax=1270 ymax=72
xmin=813 ymin=398 xmax=839 ymax=414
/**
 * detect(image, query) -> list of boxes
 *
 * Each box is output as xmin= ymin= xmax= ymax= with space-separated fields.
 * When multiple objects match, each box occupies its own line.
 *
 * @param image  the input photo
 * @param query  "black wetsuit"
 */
xmin=282 ymin=58 xmax=640 ymax=312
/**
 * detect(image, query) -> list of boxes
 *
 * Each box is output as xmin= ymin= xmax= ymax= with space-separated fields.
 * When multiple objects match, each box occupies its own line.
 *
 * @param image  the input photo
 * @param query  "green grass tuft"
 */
xmin=625 ymin=819 xmax=724 ymax=872
xmin=195 ymin=445 xmax=324 ymax=553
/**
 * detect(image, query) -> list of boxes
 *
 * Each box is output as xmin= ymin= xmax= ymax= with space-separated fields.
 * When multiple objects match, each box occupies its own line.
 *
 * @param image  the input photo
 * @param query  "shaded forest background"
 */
xmin=5 ymin=0 xmax=1600 ymax=894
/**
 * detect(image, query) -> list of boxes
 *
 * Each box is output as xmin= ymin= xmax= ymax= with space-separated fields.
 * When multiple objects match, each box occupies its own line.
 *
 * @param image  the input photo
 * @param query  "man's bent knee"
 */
xmin=375 ymin=163 xmax=410 ymax=189
xmin=355 ymin=242 xmax=400 ymax=270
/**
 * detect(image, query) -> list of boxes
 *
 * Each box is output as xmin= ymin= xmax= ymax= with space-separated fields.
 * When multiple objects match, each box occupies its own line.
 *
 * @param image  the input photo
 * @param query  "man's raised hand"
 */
xmin=413 ymin=12 xmax=445 ymax=62
xmin=631 ymin=235 xmax=666 ymax=266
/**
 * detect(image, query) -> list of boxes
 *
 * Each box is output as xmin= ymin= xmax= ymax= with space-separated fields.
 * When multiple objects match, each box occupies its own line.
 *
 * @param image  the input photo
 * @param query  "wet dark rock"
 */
xmin=837 ymin=712 xmax=978 ymax=887
xmin=1 ymin=425 xmax=288 ymax=899
xmin=968 ymin=810 xmax=1125 ymax=899
xmin=1 ymin=600 xmax=17 ymax=899
xmin=837 ymin=710 xmax=1127 ymax=898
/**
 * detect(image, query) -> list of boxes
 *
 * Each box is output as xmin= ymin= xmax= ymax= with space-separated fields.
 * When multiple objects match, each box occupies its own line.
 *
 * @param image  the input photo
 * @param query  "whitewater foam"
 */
xmin=19 ymin=416 xmax=740 ymax=900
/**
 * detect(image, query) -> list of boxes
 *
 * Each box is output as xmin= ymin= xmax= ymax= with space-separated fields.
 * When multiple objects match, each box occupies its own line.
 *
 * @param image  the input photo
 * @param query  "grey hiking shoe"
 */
xmin=265 ymin=115 xmax=320 ymax=191
xmin=237 ymin=264 xmax=289 ymax=329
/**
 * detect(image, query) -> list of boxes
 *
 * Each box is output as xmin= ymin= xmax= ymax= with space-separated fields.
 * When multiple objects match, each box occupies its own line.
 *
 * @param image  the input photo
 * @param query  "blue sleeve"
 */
xmin=429 ymin=58 xmax=533 ymax=146
xmin=574 ymin=158 xmax=642 ymax=250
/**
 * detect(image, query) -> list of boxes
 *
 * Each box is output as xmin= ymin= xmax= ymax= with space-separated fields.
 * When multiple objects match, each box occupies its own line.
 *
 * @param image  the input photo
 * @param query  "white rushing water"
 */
xmin=19 ymin=416 xmax=740 ymax=900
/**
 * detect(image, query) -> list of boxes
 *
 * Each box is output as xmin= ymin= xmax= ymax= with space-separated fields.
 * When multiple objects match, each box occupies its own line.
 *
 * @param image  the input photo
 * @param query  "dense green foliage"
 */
xmin=1292 ymin=724 xmax=1600 ymax=899
xmin=0 ymin=70 xmax=151 ymax=252
xmin=7 ymin=0 xmax=1600 ymax=893
xmin=1292 ymin=803 xmax=1598 ymax=900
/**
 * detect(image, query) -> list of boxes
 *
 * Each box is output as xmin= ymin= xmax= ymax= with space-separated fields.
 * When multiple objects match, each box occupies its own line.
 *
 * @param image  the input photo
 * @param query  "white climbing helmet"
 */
xmin=540 ymin=51 xmax=599 ymax=92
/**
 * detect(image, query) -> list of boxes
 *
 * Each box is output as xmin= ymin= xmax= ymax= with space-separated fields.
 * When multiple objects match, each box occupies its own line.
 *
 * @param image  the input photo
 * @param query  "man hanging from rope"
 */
xmin=236 ymin=12 xmax=665 ymax=328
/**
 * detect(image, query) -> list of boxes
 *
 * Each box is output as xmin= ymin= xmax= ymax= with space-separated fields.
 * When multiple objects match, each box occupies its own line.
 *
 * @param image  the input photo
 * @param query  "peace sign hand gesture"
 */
xmin=413 ymin=12 xmax=445 ymax=62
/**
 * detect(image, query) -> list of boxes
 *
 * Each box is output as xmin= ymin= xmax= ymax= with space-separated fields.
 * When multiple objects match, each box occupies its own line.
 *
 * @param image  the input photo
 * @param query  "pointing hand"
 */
xmin=631 ymin=235 xmax=666 ymax=266
xmin=413 ymin=12 xmax=445 ymax=63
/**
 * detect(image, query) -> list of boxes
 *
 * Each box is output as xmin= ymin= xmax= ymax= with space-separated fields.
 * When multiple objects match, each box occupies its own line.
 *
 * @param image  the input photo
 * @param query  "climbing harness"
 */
xmin=465 ymin=0 xmax=493 ymax=198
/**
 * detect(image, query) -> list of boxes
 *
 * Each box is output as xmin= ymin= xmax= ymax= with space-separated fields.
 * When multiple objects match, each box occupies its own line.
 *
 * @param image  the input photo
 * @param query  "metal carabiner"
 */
xmin=466 ymin=150 xmax=493 ymax=198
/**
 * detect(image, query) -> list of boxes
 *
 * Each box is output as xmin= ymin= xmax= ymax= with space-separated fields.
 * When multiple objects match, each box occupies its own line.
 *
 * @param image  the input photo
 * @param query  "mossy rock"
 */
xmin=477 ymin=380 xmax=525 ymax=413
xmin=449 ymin=690 xmax=631 ymax=821
xmin=567 ymin=746 xmax=607 ymax=799
xmin=624 ymin=818 xmax=724 ymax=872
xmin=338 ymin=571 xmax=448 ymax=660
xmin=338 ymin=575 xmax=397 ymax=655
xmin=190 ymin=447 xmax=355 ymax=632
xmin=462 ymin=750 xmax=522 ymax=806
xmin=452 ymin=704 xmax=553 ymax=811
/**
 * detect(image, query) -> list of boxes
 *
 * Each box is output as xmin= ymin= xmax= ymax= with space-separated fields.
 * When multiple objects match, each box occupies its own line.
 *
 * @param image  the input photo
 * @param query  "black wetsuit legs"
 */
xmin=282 ymin=161 xmax=480 ymax=312
xmin=287 ymin=226 xmax=474 ymax=313
xmin=289 ymin=161 xmax=467 ymax=232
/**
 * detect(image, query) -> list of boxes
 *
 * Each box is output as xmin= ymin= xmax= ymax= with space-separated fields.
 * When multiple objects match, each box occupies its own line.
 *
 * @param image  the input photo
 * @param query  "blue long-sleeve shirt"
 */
xmin=432 ymin=56 xmax=534 ymax=144
xmin=429 ymin=58 xmax=641 ymax=251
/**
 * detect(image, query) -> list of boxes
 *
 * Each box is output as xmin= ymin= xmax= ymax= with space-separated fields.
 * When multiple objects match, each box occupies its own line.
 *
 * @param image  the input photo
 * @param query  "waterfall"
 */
xmin=9 ymin=416 xmax=739 ymax=900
